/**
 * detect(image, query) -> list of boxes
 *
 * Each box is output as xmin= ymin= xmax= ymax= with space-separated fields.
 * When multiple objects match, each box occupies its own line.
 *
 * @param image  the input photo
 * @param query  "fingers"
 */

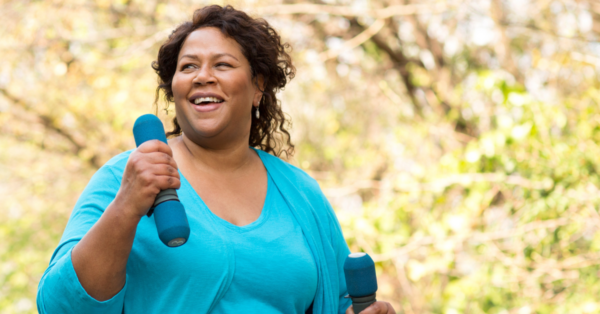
xmin=137 ymin=140 xmax=173 ymax=156
xmin=152 ymin=163 xmax=179 ymax=177
xmin=141 ymin=153 xmax=179 ymax=172
xmin=346 ymin=305 xmax=355 ymax=314
xmin=155 ymin=175 xmax=181 ymax=190
xmin=135 ymin=167 xmax=180 ymax=190
xmin=131 ymin=142 xmax=178 ymax=175
xmin=386 ymin=302 xmax=396 ymax=314
xmin=118 ymin=141 xmax=181 ymax=218
xmin=359 ymin=302 xmax=396 ymax=314
xmin=129 ymin=152 xmax=178 ymax=176
xmin=127 ymin=142 xmax=180 ymax=191
xmin=130 ymin=151 xmax=177 ymax=170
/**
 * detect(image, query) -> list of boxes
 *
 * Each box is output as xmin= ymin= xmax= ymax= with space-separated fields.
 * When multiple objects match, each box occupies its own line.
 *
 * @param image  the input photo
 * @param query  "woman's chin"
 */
xmin=185 ymin=117 xmax=223 ymax=133
xmin=183 ymin=123 xmax=232 ymax=142
xmin=185 ymin=127 xmax=223 ymax=140
xmin=181 ymin=116 xmax=251 ymax=145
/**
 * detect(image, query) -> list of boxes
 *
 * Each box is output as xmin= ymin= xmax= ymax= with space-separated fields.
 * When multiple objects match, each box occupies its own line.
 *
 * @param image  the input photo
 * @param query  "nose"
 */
xmin=192 ymin=65 xmax=216 ymax=86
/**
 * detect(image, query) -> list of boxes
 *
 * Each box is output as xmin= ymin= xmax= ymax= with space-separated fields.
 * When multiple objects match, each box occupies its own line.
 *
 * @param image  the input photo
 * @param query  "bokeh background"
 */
xmin=3 ymin=0 xmax=600 ymax=313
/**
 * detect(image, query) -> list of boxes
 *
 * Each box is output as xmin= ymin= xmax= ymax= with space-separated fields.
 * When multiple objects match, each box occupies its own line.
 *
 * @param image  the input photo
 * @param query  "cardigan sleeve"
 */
xmin=322 ymin=193 xmax=352 ymax=314
xmin=310 ymin=185 xmax=352 ymax=314
xmin=37 ymin=161 xmax=128 ymax=314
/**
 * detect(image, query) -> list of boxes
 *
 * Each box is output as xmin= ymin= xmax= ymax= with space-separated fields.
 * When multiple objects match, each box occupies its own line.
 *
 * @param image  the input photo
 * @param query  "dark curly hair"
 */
xmin=152 ymin=5 xmax=295 ymax=157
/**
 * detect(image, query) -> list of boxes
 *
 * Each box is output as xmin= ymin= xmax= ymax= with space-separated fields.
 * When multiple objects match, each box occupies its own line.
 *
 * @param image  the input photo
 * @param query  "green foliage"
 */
xmin=3 ymin=0 xmax=600 ymax=313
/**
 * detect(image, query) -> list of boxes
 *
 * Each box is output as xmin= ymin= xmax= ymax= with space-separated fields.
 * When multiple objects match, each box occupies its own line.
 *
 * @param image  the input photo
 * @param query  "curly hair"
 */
xmin=151 ymin=5 xmax=295 ymax=157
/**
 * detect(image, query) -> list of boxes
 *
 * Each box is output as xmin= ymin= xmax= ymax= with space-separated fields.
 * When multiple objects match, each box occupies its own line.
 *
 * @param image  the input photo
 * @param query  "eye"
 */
xmin=216 ymin=62 xmax=232 ymax=68
xmin=181 ymin=63 xmax=196 ymax=71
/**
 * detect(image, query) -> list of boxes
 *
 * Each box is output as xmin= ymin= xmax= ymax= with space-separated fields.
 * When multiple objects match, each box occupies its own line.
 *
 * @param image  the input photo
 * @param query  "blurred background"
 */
xmin=2 ymin=0 xmax=600 ymax=313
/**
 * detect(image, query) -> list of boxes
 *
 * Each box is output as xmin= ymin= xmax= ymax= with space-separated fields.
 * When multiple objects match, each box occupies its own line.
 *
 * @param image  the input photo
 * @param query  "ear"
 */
xmin=253 ymin=74 xmax=265 ymax=107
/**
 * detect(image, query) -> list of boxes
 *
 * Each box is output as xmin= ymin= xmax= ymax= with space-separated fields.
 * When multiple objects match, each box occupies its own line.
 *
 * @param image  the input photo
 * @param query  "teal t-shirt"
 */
xmin=37 ymin=149 xmax=350 ymax=314
xmin=209 ymin=172 xmax=317 ymax=313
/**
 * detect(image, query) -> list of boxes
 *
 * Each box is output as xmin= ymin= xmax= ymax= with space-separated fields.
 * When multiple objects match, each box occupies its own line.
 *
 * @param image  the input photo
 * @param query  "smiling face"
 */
xmin=171 ymin=27 xmax=263 ymax=147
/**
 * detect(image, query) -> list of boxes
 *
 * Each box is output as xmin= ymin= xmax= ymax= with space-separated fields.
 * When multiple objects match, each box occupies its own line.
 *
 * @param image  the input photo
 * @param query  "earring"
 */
xmin=255 ymin=106 xmax=260 ymax=119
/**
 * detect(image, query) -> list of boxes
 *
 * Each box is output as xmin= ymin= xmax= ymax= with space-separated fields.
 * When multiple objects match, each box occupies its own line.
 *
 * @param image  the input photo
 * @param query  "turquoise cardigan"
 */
xmin=257 ymin=149 xmax=351 ymax=313
xmin=37 ymin=148 xmax=351 ymax=313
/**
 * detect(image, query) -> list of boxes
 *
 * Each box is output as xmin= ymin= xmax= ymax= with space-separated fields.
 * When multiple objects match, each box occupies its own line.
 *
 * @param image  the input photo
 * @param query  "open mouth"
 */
xmin=189 ymin=96 xmax=224 ymax=112
xmin=190 ymin=96 xmax=224 ymax=105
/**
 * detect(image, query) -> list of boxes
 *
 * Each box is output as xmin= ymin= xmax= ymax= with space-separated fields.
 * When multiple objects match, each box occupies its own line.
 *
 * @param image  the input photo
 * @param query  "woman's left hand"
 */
xmin=345 ymin=301 xmax=396 ymax=314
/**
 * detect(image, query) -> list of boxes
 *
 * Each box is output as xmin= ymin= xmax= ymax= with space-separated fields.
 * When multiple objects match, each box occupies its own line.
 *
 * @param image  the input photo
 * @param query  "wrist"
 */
xmin=108 ymin=194 xmax=145 ymax=225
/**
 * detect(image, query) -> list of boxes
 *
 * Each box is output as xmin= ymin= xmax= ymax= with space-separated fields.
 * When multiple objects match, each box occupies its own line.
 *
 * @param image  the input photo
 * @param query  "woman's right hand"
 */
xmin=115 ymin=140 xmax=181 ymax=220
xmin=69 ymin=140 xmax=179 ymax=301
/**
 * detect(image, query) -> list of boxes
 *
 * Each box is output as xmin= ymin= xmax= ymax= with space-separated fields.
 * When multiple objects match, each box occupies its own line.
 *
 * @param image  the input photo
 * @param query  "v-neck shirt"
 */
xmin=204 ymin=171 xmax=317 ymax=313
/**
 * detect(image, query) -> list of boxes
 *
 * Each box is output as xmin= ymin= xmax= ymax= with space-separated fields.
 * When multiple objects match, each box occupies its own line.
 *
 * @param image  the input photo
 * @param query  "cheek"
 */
xmin=171 ymin=75 xmax=181 ymax=94
xmin=241 ymin=82 xmax=257 ymax=105
xmin=171 ymin=73 xmax=188 ymax=98
xmin=225 ymin=72 xmax=254 ymax=96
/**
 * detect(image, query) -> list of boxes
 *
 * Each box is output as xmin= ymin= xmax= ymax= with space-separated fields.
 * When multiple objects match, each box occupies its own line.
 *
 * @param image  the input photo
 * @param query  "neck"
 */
xmin=170 ymin=133 xmax=255 ymax=175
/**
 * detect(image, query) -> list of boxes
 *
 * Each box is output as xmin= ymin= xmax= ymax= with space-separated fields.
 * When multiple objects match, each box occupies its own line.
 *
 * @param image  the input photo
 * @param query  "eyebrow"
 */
xmin=178 ymin=53 xmax=239 ymax=62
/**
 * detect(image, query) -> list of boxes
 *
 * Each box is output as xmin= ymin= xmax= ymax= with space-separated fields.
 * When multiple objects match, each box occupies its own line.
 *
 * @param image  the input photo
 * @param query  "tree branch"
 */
xmin=350 ymin=18 xmax=424 ymax=116
xmin=250 ymin=2 xmax=449 ymax=18
xmin=0 ymin=88 xmax=101 ymax=169
xmin=320 ymin=19 xmax=386 ymax=61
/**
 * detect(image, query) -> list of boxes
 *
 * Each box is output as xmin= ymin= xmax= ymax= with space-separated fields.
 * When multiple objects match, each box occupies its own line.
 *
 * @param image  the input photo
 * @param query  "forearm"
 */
xmin=71 ymin=197 xmax=141 ymax=301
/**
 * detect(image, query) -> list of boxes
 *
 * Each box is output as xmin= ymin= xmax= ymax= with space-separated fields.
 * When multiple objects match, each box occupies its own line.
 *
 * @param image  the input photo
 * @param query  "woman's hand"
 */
xmin=346 ymin=301 xmax=396 ymax=314
xmin=116 ymin=140 xmax=180 ymax=220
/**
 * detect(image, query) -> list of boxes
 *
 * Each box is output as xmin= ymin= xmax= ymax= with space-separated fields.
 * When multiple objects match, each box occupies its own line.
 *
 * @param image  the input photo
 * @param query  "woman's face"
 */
xmin=171 ymin=27 xmax=262 ymax=146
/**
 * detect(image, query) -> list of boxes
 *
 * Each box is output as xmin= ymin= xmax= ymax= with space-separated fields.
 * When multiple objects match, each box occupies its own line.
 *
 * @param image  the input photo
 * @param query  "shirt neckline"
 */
xmin=178 ymin=149 xmax=271 ymax=232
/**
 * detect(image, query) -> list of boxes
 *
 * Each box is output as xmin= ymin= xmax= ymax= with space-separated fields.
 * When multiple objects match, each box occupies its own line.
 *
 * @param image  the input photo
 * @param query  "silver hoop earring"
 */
xmin=255 ymin=106 xmax=260 ymax=119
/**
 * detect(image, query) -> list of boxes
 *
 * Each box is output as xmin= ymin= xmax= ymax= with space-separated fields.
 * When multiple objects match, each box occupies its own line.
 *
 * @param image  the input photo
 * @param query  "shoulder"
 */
xmin=104 ymin=149 xmax=133 ymax=169
xmin=255 ymin=149 xmax=321 ymax=192
xmin=256 ymin=149 xmax=334 ymax=215
xmin=84 ymin=150 xmax=133 ymax=188
xmin=97 ymin=149 xmax=133 ymax=176
xmin=69 ymin=150 xmax=133 ymax=216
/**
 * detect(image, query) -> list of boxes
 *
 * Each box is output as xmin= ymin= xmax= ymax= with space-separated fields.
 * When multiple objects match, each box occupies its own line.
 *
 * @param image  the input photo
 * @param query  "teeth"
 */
xmin=194 ymin=97 xmax=222 ymax=104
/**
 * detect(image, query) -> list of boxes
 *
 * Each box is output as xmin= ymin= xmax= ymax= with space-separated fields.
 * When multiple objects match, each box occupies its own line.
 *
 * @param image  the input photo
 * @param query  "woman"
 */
xmin=37 ymin=5 xmax=395 ymax=314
